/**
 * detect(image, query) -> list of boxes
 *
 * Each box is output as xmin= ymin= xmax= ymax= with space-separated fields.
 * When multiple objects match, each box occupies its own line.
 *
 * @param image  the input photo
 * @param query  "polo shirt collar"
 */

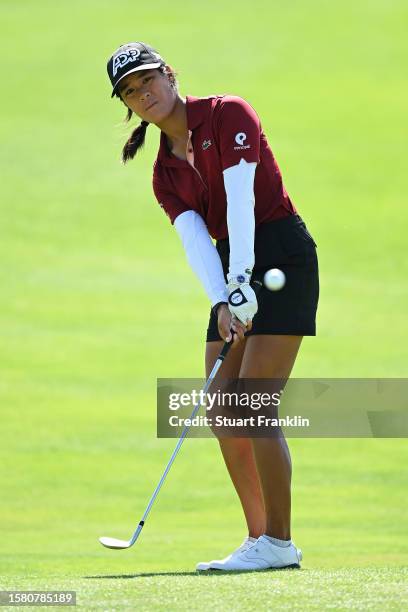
xmin=186 ymin=94 xmax=208 ymax=130
xmin=158 ymin=95 xmax=209 ymax=166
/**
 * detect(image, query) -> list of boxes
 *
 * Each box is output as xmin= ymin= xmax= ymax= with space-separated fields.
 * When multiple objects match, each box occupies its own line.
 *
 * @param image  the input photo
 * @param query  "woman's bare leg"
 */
xmin=206 ymin=341 xmax=266 ymax=537
xmin=239 ymin=335 xmax=303 ymax=540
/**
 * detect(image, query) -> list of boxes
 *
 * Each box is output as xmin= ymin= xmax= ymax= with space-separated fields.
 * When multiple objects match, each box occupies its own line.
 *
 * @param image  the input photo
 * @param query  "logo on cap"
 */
xmin=112 ymin=49 xmax=141 ymax=77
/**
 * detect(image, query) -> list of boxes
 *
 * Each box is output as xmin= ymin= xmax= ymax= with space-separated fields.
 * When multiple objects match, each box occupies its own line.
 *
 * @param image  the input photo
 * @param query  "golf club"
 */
xmin=99 ymin=279 xmax=263 ymax=549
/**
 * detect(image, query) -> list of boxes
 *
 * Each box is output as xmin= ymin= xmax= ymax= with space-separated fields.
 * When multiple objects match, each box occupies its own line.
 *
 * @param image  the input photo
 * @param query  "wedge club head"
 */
xmin=99 ymin=537 xmax=132 ymax=549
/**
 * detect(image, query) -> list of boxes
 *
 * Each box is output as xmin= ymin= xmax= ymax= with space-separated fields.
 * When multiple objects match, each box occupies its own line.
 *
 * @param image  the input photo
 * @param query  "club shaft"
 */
xmin=129 ymin=351 xmax=229 ymax=544
xmin=128 ymin=281 xmax=263 ymax=545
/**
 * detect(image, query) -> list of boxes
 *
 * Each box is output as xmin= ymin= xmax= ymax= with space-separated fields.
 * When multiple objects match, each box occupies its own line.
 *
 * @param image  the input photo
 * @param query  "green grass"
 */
xmin=1 ymin=569 xmax=407 ymax=611
xmin=1 ymin=0 xmax=407 ymax=608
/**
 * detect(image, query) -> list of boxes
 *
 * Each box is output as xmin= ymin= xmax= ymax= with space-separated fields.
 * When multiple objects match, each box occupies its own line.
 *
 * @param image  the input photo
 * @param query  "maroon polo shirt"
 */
xmin=152 ymin=95 xmax=297 ymax=240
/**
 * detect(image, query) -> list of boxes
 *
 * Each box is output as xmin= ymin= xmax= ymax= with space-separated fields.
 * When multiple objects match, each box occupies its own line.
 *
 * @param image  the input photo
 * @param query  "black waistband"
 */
xmin=216 ymin=214 xmax=303 ymax=249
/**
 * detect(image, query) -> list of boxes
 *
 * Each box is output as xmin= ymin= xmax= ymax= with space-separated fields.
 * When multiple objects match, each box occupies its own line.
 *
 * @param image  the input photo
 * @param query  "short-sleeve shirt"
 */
xmin=153 ymin=95 xmax=297 ymax=240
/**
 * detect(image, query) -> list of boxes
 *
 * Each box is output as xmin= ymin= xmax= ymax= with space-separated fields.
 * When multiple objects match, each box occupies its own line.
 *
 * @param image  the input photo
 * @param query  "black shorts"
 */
xmin=206 ymin=214 xmax=319 ymax=341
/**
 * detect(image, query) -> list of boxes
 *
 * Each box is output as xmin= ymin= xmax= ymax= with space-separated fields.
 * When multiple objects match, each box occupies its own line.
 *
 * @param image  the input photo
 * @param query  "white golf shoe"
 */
xmin=197 ymin=535 xmax=302 ymax=571
xmin=196 ymin=536 xmax=256 ymax=571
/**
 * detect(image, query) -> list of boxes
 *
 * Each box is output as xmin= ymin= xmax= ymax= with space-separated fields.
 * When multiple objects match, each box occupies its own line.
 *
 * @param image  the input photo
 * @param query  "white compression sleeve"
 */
xmin=174 ymin=210 xmax=229 ymax=307
xmin=223 ymin=159 xmax=257 ymax=278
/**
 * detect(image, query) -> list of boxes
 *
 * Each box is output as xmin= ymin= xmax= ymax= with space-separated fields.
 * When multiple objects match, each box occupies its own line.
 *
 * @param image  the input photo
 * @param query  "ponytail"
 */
xmin=122 ymin=119 xmax=149 ymax=164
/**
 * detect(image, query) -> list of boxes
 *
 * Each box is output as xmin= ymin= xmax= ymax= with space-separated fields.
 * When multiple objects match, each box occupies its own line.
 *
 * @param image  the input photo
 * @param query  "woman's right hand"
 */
xmin=217 ymin=304 xmax=251 ymax=347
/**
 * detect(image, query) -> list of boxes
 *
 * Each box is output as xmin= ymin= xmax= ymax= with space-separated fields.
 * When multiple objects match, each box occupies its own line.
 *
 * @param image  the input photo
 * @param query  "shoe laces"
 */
xmin=234 ymin=537 xmax=255 ymax=555
xmin=237 ymin=538 xmax=259 ymax=557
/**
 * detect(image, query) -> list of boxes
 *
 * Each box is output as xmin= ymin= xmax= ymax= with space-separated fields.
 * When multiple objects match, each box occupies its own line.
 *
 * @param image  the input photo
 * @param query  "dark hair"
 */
xmin=118 ymin=65 xmax=178 ymax=164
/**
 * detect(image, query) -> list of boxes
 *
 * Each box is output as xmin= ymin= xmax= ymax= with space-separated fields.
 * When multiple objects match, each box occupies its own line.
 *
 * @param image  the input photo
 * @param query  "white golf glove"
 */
xmin=227 ymin=273 xmax=258 ymax=325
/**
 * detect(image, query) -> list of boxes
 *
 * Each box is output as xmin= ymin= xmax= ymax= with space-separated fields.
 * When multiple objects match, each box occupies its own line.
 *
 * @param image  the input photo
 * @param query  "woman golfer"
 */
xmin=106 ymin=42 xmax=319 ymax=571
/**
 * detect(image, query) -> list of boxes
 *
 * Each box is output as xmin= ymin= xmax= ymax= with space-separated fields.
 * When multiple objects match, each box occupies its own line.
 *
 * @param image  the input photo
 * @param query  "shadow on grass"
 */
xmin=84 ymin=567 xmax=301 ymax=579
xmin=85 ymin=573 xmax=203 ymax=579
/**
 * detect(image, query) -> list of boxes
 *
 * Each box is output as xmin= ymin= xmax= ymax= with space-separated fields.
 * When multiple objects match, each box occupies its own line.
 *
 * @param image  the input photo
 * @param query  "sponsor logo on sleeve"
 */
xmin=112 ymin=49 xmax=141 ymax=77
xmin=234 ymin=132 xmax=251 ymax=151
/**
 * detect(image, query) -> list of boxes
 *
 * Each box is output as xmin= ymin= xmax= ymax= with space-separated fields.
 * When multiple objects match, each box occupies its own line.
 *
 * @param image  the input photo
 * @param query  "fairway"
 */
xmin=1 ymin=0 xmax=407 ymax=609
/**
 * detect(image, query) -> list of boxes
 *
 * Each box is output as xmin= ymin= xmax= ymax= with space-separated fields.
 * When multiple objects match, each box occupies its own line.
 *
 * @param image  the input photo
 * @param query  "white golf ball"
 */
xmin=264 ymin=268 xmax=286 ymax=291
